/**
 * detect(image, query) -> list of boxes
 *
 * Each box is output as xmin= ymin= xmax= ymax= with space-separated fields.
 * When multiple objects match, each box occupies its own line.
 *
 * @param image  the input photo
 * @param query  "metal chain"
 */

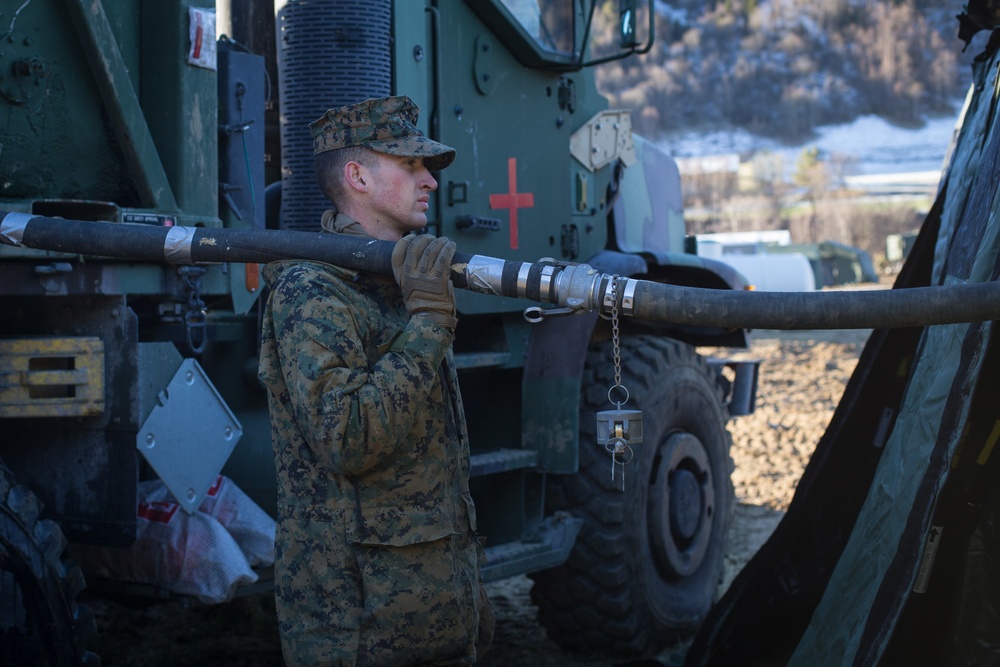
xmin=610 ymin=275 xmax=622 ymax=400
xmin=601 ymin=274 xmax=637 ymax=490
xmin=178 ymin=266 xmax=207 ymax=355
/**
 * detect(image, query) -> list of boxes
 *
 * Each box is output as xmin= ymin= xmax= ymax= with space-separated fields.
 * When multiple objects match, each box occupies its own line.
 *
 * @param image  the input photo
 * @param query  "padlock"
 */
xmin=596 ymin=408 xmax=643 ymax=446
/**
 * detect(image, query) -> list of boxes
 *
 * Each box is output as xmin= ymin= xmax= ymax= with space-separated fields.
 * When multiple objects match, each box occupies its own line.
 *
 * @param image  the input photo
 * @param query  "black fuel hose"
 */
xmin=4 ymin=214 xmax=397 ymax=274
xmin=628 ymin=280 xmax=1000 ymax=329
xmin=2 ymin=212 xmax=999 ymax=330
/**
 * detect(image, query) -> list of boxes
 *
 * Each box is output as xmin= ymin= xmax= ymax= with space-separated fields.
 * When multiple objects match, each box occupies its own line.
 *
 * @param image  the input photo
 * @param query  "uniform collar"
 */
xmin=320 ymin=209 xmax=371 ymax=239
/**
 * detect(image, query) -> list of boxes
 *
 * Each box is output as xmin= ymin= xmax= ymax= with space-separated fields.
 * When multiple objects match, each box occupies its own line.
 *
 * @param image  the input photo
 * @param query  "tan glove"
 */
xmin=391 ymin=234 xmax=458 ymax=331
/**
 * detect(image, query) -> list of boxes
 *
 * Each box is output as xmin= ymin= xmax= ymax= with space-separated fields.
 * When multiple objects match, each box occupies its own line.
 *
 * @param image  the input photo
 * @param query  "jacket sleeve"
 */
xmin=268 ymin=268 xmax=454 ymax=475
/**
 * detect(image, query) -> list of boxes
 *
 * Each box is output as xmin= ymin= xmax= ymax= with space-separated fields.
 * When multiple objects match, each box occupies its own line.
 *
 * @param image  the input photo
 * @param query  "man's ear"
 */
xmin=344 ymin=161 xmax=369 ymax=193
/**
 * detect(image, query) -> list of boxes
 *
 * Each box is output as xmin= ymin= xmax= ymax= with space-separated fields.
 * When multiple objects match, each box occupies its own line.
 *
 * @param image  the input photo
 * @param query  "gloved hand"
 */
xmin=391 ymin=234 xmax=458 ymax=331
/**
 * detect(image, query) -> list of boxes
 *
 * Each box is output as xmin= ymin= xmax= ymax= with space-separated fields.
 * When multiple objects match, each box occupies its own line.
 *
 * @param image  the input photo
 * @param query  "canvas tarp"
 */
xmin=685 ymin=4 xmax=1000 ymax=666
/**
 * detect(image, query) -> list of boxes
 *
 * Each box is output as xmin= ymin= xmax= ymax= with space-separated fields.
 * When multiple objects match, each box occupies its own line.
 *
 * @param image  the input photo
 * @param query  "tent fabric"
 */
xmin=686 ymin=13 xmax=1000 ymax=667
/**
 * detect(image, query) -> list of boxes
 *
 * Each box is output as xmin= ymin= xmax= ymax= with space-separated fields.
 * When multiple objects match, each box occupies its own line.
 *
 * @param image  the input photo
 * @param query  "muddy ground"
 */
xmin=83 ymin=327 xmax=868 ymax=666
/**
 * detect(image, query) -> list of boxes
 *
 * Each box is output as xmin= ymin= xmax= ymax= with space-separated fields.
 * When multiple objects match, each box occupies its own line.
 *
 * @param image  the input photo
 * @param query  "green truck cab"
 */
xmin=0 ymin=1 xmax=757 ymax=662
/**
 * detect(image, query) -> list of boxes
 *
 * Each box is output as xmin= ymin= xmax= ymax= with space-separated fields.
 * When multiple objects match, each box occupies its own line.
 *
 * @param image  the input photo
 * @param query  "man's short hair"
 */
xmin=314 ymin=145 xmax=377 ymax=207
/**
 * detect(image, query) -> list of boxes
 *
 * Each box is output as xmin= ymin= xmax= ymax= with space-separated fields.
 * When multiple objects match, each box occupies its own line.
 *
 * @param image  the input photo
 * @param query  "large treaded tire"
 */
xmin=529 ymin=335 xmax=734 ymax=656
xmin=0 ymin=462 xmax=99 ymax=666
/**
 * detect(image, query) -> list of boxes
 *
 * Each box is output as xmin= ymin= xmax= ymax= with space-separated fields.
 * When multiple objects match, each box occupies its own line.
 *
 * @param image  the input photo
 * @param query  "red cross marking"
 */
xmin=489 ymin=157 xmax=534 ymax=249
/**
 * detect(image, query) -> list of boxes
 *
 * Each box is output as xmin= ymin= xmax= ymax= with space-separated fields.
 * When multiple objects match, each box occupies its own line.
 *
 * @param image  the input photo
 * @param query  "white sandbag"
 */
xmin=71 ymin=483 xmax=258 ymax=604
xmin=196 ymin=475 xmax=276 ymax=567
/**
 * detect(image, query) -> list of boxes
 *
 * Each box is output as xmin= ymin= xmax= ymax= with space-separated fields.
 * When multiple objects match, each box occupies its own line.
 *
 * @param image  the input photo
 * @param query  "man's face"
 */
xmin=364 ymin=153 xmax=438 ymax=240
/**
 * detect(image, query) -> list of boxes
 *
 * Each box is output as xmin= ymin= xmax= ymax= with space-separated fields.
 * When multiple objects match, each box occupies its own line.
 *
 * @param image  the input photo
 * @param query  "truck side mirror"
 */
xmin=619 ymin=0 xmax=637 ymax=48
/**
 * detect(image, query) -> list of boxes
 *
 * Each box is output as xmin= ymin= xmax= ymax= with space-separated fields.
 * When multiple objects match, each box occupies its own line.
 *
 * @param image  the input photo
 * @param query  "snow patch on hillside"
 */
xmin=659 ymin=112 xmax=963 ymax=177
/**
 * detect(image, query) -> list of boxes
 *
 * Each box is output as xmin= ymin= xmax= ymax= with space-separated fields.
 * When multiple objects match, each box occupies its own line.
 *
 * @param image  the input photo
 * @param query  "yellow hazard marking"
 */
xmin=0 ymin=337 xmax=105 ymax=417
xmin=977 ymin=419 xmax=1000 ymax=466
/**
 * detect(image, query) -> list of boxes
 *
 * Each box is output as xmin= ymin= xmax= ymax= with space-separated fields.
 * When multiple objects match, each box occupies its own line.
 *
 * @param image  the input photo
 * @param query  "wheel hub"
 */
xmin=670 ymin=467 xmax=702 ymax=541
xmin=649 ymin=432 xmax=716 ymax=578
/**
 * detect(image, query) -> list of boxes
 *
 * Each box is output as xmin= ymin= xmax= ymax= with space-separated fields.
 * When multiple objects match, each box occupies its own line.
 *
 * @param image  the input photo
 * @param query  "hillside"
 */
xmin=592 ymin=0 xmax=973 ymax=143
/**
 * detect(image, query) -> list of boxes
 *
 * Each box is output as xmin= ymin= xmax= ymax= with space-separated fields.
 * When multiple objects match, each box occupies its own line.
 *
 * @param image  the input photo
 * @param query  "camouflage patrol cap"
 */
xmin=310 ymin=95 xmax=456 ymax=171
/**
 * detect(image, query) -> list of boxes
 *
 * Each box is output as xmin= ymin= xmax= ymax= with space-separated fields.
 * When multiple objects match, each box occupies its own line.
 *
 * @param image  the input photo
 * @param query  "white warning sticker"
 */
xmin=187 ymin=7 xmax=217 ymax=71
xmin=913 ymin=524 xmax=944 ymax=594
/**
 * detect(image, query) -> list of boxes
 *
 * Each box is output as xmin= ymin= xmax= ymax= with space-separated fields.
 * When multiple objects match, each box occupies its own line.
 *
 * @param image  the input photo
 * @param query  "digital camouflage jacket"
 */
xmin=258 ymin=246 xmax=482 ymax=666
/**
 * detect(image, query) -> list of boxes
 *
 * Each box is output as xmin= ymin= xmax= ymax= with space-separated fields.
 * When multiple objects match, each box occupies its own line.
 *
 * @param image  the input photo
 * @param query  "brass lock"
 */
xmin=597 ymin=407 xmax=643 ymax=490
xmin=596 ymin=407 xmax=643 ymax=446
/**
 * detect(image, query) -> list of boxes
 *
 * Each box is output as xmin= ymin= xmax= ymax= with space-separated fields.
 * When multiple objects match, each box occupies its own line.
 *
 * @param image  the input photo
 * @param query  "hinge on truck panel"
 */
xmin=557 ymin=76 xmax=575 ymax=113
xmin=560 ymin=224 xmax=579 ymax=260
xmin=0 ymin=337 xmax=105 ymax=418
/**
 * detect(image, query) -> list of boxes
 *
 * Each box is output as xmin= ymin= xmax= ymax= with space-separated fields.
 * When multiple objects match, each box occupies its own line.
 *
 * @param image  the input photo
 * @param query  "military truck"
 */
xmin=0 ymin=0 xmax=761 ymax=663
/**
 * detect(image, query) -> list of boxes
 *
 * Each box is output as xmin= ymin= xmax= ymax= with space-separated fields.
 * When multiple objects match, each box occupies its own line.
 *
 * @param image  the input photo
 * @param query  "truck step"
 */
xmin=470 ymin=448 xmax=538 ymax=477
xmin=453 ymin=351 xmax=512 ymax=370
xmin=481 ymin=513 xmax=583 ymax=582
xmin=706 ymin=356 xmax=761 ymax=416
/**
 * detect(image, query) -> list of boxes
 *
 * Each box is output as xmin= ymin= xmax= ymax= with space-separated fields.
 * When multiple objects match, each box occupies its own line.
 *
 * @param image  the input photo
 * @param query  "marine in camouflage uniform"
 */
xmin=258 ymin=96 xmax=491 ymax=666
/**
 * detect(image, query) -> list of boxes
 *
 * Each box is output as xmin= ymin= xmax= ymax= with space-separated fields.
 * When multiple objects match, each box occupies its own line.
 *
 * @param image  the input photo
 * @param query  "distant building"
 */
xmin=674 ymin=154 xmax=740 ymax=203
xmin=675 ymin=152 xmax=786 ymax=201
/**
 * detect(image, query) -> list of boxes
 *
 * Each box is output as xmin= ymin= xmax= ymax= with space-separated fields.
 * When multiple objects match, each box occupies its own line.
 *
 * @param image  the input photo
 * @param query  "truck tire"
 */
xmin=529 ymin=335 xmax=734 ymax=656
xmin=0 ymin=461 xmax=99 ymax=666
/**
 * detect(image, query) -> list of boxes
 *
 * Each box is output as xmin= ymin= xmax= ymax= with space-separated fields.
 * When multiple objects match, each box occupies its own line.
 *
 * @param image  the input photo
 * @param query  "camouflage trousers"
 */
xmin=275 ymin=518 xmax=483 ymax=666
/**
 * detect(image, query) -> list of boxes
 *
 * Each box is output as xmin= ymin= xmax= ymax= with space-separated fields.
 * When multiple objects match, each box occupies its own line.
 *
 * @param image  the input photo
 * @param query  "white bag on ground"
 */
xmin=71 ymin=476 xmax=273 ymax=604
xmin=196 ymin=475 xmax=275 ymax=567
